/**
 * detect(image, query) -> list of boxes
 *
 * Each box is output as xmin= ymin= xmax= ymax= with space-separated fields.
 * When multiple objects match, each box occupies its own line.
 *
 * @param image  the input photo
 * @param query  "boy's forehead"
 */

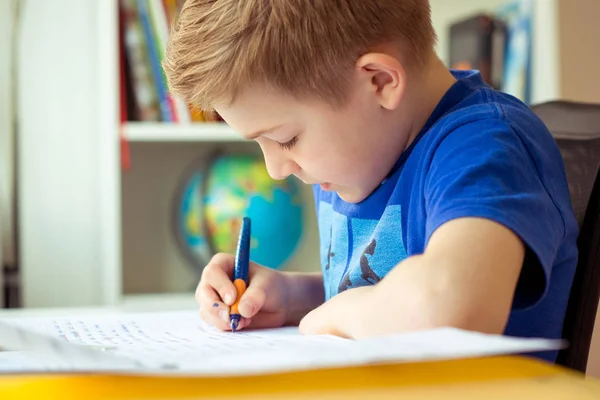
xmin=218 ymin=104 xmax=279 ymax=134
xmin=216 ymin=89 xmax=312 ymax=138
xmin=216 ymin=100 xmax=290 ymax=140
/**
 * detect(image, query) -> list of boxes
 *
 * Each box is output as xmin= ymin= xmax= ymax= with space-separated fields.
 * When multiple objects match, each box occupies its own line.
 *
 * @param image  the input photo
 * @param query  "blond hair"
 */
xmin=163 ymin=0 xmax=436 ymax=110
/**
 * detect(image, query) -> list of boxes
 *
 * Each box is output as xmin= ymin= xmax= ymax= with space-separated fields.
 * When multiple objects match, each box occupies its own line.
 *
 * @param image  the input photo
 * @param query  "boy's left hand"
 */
xmin=298 ymin=285 xmax=377 ymax=339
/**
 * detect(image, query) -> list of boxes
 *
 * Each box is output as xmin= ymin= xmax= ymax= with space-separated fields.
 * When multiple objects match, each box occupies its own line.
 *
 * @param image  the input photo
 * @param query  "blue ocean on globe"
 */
xmin=245 ymin=186 xmax=303 ymax=269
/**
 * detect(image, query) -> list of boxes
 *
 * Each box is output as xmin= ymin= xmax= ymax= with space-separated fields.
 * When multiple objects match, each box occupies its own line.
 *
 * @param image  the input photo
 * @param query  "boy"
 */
xmin=163 ymin=0 xmax=578 ymax=362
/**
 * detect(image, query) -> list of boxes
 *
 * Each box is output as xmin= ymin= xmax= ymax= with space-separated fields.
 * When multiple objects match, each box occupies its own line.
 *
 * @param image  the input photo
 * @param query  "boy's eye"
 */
xmin=277 ymin=136 xmax=298 ymax=151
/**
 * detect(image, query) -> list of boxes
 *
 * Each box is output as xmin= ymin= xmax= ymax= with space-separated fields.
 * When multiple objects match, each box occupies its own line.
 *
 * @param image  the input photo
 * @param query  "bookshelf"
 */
xmin=15 ymin=0 xmax=600 ymax=309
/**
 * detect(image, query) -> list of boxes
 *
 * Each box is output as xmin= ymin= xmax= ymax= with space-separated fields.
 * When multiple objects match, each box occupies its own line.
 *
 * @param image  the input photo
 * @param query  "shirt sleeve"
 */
xmin=424 ymin=118 xmax=566 ymax=310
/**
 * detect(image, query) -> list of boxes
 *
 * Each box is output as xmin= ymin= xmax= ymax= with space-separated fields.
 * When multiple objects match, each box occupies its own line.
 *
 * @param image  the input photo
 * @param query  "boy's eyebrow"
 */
xmin=245 ymin=125 xmax=284 ymax=140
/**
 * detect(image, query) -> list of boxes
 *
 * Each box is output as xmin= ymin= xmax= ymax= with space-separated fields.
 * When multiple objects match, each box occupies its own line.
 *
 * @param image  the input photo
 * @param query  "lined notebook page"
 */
xmin=0 ymin=310 xmax=564 ymax=376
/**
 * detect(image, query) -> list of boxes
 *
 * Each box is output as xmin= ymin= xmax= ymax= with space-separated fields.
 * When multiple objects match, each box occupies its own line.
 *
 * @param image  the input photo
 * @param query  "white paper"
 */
xmin=0 ymin=310 xmax=565 ymax=376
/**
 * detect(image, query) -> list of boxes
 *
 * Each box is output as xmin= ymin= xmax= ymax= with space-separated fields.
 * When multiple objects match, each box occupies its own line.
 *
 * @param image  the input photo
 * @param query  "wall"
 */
xmin=558 ymin=0 xmax=600 ymax=104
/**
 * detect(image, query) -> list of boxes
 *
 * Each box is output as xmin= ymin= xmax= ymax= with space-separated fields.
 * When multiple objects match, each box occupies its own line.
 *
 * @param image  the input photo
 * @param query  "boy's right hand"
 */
xmin=195 ymin=253 xmax=292 ymax=331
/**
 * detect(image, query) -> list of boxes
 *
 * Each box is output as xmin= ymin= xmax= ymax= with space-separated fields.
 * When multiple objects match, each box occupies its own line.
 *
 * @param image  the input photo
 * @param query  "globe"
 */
xmin=174 ymin=167 xmax=213 ymax=270
xmin=204 ymin=154 xmax=303 ymax=270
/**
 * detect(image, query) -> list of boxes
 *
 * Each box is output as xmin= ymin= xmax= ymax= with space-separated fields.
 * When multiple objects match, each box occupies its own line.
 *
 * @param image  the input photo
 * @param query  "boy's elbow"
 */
xmin=437 ymin=312 xmax=508 ymax=335
xmin=396 ymin=282 xmax=511 ymax=335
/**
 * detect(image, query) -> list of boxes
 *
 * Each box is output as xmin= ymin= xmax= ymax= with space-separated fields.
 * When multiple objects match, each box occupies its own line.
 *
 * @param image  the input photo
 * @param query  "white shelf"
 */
xmin=123 ymin=122 xmax=243 ymax=142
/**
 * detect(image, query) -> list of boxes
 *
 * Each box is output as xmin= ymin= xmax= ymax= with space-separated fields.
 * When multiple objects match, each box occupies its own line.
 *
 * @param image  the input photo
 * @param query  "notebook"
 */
xmin=0 ymin=309 xmax=564 ymax=376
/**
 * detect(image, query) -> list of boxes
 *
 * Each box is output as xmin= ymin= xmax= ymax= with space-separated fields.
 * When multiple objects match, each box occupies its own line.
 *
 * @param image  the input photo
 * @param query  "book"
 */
xmin=148 ymin=0 xmax=191 ymax=124
xmin=120 ymin=0 xmax=161 ymax=122
xmin=136 ymin=0 xmax=174 ymax=122
xmin=119 ymin=0 xmax=218 ymax=124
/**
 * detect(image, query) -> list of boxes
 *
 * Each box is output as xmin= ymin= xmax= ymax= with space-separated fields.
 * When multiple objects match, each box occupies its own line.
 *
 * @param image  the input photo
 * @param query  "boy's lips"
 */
xmin=298 ymin=177 xmax=333 ymax=190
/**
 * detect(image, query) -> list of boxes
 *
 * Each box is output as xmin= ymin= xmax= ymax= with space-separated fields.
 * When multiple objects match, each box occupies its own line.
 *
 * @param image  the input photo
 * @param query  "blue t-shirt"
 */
xmin=313 ymin=70 xmax=578 ymax=362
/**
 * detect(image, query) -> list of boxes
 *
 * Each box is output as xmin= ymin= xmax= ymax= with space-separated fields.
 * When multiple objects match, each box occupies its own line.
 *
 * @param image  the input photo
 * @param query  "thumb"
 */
xmin=238 ymin=274 xmax=270 ymax=318
xmin=298 ymin=308 xmax=321 ymax=335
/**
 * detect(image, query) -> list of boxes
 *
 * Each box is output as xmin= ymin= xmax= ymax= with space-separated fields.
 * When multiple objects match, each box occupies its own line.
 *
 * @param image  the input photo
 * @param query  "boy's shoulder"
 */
xmin=411 ymin=69 xmax=568 ymax=194
xmin=406 ymin=70 xmax=563 ymax=190
xmin=423 ymin=70 xmax=548 ymax=146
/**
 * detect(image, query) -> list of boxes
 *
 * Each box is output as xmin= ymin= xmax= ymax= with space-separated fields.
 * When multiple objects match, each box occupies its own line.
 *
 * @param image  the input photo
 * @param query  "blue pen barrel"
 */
xmin=234 ymin=217 xmax=251 ymax=283
xmin=230 ymin=217 xmax=251 ymax=331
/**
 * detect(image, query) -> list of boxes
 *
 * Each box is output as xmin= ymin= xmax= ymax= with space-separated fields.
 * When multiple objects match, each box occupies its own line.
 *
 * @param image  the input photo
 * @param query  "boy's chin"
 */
xmin=334 ymin=187 xmax=370 ymax=204
xmin=312 ymin=182 xmax=371 ymax=203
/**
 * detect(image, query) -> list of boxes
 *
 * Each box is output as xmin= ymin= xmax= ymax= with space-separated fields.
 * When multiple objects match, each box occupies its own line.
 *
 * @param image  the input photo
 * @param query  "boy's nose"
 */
xmin=264 ymin=154 xmax=299 ymax=181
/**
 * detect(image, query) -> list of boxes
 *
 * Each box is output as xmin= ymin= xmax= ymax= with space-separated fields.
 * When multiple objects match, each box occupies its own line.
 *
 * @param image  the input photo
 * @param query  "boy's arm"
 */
xmin=379 ymin=216 xmax=525 ymax=334
xmin=299 ymin=217 xmax=525 ymax=338
xmin=283 ymin=271 xmax=325 ymax=326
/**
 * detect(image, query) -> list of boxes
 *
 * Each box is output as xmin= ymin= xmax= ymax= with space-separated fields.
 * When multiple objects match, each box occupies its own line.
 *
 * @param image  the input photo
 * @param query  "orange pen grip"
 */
xmin=230 ymin=279 xmax=247 ymax=315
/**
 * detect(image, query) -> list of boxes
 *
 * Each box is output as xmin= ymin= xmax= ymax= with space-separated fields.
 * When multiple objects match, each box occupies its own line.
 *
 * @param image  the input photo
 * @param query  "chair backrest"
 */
xmin=530 ymin=100 xmax=600 ymax=372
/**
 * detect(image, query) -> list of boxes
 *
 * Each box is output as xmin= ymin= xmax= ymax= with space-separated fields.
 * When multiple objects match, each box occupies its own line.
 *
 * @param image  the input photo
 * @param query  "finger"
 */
xmin=207 ymin=252 xmax=236 ymax=274
xmin=195 ymin=281 xmax=226 ymax=310
xmin=196 ymin=282 xmax=234 ymax=325
xmin=237 ymin=270 xmax=272 ymax=318
xmin=200 ymin=306 xmax=253 ymax=332
xmin=236 ymin=317 xmax=252 ymax=331
xmin=237 ymin=286 xmax=267 ymax=318
xmin=199 ymin=305 xmax=232 ymax=331
xmin=200 ymin=253 xmax=238 ymax=305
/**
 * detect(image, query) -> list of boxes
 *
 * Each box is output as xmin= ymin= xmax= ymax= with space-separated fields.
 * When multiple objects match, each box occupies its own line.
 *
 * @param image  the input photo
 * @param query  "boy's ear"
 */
xmin=356 ymin=53 xmax=406 ymax=110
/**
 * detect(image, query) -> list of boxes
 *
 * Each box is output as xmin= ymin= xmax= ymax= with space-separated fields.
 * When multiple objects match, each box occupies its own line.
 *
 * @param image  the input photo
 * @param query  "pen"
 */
xmin=230 ymin=217 xmax=251 ymax=332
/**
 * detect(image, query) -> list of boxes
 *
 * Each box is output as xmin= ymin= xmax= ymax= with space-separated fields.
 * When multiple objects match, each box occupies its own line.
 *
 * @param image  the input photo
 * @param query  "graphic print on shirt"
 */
xmin=325 ymin=225 xmax=334 ymax=271
xmin=359 ymin=238 xmax=380 ymax=284
xmin=318 ymin=202 xmax=408 ymax=299
xmin=318 ymin=202 xmax=349 ymax=299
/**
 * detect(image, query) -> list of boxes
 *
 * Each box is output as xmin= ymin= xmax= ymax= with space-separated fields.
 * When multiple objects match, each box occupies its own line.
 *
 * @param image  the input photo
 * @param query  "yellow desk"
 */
xmin=2 ymin=356 xmax=600 ymax=399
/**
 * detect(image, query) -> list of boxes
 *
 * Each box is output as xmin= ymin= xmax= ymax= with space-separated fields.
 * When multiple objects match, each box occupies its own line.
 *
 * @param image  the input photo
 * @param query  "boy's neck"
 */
xmin=400 ymin=54 xmax=457 ymax=151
